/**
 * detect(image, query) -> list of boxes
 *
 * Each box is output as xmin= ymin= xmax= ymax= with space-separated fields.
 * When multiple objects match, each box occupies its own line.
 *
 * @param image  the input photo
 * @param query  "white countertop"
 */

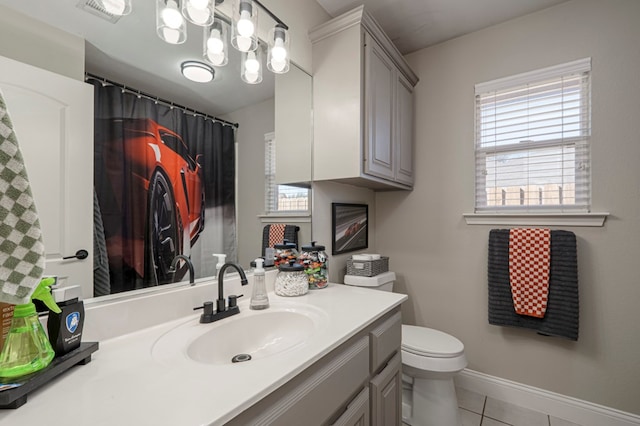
xmin=0 ymin=283 xmax=406 ymax=426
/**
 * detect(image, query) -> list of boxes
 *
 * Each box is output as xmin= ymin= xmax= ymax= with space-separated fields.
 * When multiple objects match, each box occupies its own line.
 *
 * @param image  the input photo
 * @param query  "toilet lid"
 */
xmin=402 ymin=325 xmax=464 ymax=358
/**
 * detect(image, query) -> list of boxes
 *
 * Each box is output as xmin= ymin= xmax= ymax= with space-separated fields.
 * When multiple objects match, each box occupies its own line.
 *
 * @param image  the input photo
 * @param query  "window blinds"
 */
xmin=474 ymin=58 xmax=591 ymax=213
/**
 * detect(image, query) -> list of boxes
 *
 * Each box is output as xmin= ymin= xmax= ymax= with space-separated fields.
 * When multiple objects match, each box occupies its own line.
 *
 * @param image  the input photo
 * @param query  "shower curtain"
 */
xmin=90 ymin=78 xmax=236 ymax=293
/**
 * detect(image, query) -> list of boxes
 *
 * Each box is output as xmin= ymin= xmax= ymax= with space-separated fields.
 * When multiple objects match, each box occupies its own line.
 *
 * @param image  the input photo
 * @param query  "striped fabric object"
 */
xmin=0 ymin=90 xmax=45 ymax=305
xmin=488 ymin=229 xmax=579 ymax=341
xmin=509 ymin=228 xmax=550 ymax=318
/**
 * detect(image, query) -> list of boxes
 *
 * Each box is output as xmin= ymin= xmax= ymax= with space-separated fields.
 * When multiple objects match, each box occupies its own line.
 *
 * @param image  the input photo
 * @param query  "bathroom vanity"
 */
xmin=0 ymin=276 xmax=406 ymax=425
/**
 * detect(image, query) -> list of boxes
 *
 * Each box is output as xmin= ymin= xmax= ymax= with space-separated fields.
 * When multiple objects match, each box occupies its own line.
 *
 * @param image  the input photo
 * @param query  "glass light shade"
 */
xmin=181 ymin=61 xmax=215 ymax=83
xmin=182 ymin=0 xmax=214 ymax=26
xmin=100 ymin=0 xmax=132 ymax=16
xmin=203 ymin=18 xmax=229 ymax=66
xmin=157 ymin=0 xmax=187 ymax=44
xmin=241 ymin=48 xmax=262 ymax=84
xmin=267 ymin=24 xmax=290 ymax=74
xmin=231 ymin=0 xmax=258 ymax=52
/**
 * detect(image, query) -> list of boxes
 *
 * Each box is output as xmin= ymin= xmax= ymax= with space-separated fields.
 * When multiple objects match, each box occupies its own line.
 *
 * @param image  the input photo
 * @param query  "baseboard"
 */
xmin=454 ymin=369 xmax=640 ymax=426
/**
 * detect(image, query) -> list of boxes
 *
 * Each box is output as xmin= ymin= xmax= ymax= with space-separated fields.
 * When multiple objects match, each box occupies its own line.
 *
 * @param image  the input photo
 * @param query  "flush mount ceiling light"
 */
xmin=181 ymin=61 xmax=215 ymax=83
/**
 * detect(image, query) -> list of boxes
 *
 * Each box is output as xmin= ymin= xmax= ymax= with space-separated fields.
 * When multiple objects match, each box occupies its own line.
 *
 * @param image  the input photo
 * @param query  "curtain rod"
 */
xmin=85 ymin=73 xmax=239 ymax=129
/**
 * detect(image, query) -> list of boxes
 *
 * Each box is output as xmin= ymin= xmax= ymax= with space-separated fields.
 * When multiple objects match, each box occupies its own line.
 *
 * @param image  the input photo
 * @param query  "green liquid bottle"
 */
xmin=0 ymin=278 xmax=61 ymax=379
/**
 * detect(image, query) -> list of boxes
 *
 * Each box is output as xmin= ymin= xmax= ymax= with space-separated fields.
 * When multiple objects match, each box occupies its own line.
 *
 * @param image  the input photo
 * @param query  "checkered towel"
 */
xmin=509 ymin=228 xmax=550 ymax=318
xmin=0 ymin=90 xmax=45 ymax=305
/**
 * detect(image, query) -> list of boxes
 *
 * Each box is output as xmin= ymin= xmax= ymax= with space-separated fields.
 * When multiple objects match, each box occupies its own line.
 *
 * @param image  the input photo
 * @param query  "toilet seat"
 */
xmin=402 ymin=325 xmax=464 ymax=358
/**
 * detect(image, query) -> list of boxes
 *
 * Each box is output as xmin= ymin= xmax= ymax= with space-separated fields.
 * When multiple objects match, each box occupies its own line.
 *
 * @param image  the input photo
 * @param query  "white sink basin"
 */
xmin=152 ymin=300 xmax=327 ymax=366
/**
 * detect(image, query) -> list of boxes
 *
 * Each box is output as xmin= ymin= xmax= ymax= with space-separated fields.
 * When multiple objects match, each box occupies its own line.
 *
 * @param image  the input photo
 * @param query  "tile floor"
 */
xmin=403 ymin=387 xmax=583 ymax=426
xmin=456 ymin=387 xmax=582 ymax=426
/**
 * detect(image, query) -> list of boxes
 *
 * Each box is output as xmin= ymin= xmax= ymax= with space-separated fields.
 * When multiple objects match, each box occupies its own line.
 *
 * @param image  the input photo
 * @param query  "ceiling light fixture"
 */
xmin=231 ymin=0 xmax=257 ymax=52
xmin=241 ymin=47 xmax=262 ymax=84
xmin=181 ymin=61 xmax=215 ymax=83
xmin=267 ymin=23 xmax=289 ymax=74
xmin=157 ymin=0 xmax=187 ymax=44
xmin=203 ymin=17 xmax=229 ymax=66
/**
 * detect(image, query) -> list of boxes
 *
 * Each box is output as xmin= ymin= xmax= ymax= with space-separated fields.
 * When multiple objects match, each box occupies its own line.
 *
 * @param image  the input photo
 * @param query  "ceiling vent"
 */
xmin=77 ymin=0 xmax=123 ymax=23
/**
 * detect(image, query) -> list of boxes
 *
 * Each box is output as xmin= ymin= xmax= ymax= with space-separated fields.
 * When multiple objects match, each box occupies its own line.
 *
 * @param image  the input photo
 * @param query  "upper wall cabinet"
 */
xmin=310 ymin=6 xmax=419 ymax=190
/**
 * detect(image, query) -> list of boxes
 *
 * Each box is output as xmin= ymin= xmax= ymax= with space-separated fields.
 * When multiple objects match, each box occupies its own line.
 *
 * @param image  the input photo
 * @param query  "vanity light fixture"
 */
xmin=241 ymin=48 xmax=262 ymax=84
xmin=203 ymin=17 xmax=229 ymax=66
xmin=182 ymin=0 xmax=215 ymax=26
xmin=99 ymin=0 xmax=132 ymax=16
xmin=157 ymin=0 xmax=188 ymax=44
xmin=231 ymin=0 xmax=258 ymax=52
xmin=152 ymin=0 xmax=290 ymax=83
xmin=181 ymin=61 xmax=215 ymax=83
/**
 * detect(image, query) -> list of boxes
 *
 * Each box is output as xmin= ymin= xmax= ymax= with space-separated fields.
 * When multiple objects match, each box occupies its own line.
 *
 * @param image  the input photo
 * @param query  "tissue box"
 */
xmin=346 ymin=256 xmax=389 ymax=277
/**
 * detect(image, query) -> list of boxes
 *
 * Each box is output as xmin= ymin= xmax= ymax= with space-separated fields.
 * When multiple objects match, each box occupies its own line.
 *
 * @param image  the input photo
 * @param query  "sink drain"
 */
xmin=231 ymin=353 xmax=252 ymax=363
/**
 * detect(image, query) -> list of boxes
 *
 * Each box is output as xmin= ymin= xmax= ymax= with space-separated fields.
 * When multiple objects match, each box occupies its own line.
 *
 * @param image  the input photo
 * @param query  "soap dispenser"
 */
xmin=0 ymin=277 xmax=61 ymax=378
xmin=250 ymin=258 xmax=269 ymax=310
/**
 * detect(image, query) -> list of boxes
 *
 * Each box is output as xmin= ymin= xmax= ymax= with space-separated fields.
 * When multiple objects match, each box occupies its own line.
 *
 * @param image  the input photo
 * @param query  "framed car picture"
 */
xmin=331 ymin=203 xmax=368 ymax=255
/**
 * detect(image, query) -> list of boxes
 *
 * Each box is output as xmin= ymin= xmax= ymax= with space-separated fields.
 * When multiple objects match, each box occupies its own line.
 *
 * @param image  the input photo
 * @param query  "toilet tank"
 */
xmin=343 ymin=271 xmax=396 ymax=292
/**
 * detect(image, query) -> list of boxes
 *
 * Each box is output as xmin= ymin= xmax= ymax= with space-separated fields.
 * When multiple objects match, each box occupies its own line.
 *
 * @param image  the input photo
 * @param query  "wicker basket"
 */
xmin=346 ymin=257 xmax=389 ymax=277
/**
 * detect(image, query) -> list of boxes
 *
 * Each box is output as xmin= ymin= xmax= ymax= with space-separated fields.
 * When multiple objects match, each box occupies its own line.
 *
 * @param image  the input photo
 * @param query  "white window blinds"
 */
xmin=264 ymin=132 xmax=310 ymax=214
xmin=474 ymin=58 xmax=591 ymax=213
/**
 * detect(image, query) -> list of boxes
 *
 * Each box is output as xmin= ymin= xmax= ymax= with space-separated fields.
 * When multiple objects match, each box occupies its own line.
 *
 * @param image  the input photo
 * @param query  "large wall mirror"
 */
xmin=0 ymin=0 xmax=312 ymax=301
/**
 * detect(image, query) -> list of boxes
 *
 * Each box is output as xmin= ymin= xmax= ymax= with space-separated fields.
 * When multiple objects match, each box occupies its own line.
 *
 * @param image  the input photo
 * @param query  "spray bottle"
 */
xmin=0 ymin=277 xmax=60 ymax=378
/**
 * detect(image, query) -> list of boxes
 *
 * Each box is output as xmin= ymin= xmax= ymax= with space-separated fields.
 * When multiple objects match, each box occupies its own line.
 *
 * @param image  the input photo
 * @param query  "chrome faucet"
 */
xmin=195 ymin=262 xmax=248 ymax=324
xmin=169 ymin=254 xmax=195 ymax=286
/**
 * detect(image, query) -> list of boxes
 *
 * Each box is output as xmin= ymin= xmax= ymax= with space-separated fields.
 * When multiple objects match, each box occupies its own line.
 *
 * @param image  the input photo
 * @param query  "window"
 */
xmin=474 ymin=58 xmax=591 ymax=213
xmin=264 ymin=132 xmax=310 ymax=214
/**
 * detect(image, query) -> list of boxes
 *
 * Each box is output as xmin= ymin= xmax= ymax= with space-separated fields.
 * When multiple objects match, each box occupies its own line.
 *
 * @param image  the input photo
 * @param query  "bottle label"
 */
xmin=65 ymin=311 xmax=80 ymax=333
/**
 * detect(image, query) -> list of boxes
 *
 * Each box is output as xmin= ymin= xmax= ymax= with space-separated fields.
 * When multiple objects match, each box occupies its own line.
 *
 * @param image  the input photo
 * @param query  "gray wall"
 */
xmin=376 ymin=0 xmax=640 ymax=414
xmin=224 ymin=98 xmax=275 ymax=267
xmin=0 ymin=5 xmax=84 ymax=80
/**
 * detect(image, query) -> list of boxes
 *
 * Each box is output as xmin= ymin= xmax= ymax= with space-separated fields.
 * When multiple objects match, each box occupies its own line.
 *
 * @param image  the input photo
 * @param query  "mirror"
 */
xmin=0 ymin=0 xmax=313 ymax=300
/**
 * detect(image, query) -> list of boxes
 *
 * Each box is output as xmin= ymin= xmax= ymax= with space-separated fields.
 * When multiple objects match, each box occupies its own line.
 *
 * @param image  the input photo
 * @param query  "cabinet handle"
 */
xmin=63 ymin=249 xmax=89 ymax=260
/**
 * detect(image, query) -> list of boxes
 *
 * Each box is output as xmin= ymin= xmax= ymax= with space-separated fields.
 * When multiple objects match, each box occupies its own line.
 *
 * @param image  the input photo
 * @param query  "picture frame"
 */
xmin=331 ymin=203 xmax=369 ymax=255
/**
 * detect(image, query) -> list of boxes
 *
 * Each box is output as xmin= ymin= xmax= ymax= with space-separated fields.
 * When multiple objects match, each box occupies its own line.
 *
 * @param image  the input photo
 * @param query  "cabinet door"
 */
xmin=395 ymin=73 xmax=414 ymax=186
xmin=370 ymin=352 xmax=402 ymax=426
xmin=330 ymin=387 xmax=370 ymax=426
xmin=364 ymin=32 xmax=395 ymax=181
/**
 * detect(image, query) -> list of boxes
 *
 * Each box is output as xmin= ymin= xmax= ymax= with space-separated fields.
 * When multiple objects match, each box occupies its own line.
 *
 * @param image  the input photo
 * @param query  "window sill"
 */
xmin=463 ymin=212 xmax=609 ymax=227
xmin=258 ymin=214 xmax=312 ymax=223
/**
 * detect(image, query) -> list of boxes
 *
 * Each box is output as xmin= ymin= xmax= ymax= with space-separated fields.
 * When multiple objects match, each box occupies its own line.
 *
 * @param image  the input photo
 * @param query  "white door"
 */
xmin=0 ymin=55 xmax=94 ymax=298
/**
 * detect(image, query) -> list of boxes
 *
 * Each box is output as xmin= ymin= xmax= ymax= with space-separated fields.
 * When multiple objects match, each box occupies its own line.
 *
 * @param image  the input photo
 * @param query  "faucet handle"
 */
xmin=194 ymin=301 xmax=215 ymax=323
xmin=228 ymin=294 xmax=243 ymax=308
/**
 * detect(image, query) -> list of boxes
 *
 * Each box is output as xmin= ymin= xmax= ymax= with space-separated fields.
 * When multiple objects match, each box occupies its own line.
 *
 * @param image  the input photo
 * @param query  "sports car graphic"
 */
xmin=96 ymin=118 xmax=205 ymax=288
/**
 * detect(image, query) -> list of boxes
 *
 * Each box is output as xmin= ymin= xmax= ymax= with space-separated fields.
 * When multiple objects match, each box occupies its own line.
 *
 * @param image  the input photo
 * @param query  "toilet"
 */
xmin=344 ymin=271 xmax=467 ymax=426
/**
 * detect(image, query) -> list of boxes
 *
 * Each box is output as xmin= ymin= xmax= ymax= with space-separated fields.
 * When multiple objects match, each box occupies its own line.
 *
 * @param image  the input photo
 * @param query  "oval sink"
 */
xmin=151 ymin=302 xmax=327 ymax=366
xmin=188 ymin=310 xmax=315 ymax=365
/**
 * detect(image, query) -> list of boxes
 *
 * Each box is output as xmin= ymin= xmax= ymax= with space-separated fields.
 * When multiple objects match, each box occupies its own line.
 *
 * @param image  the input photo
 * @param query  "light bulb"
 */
xmin=244 ymin=71 xmax=259 ymax=83
xmin=207 ymin=30 xmax=224 ymax=54
xmin=207 ymin=50 xmax=225 ymax=66
xmin=162 ymin=27 xmax=181 ymax=44
xmin=271 ymin=40 xmax=287 ymax=62
xmin=101 ymin=0 xmax=126 ymax=15
xmin=236 ymin=35 xmax=252 ymax=52
xmin=245 ymin=52 xmax=260 ymax=73
xmin=188 ymin=0 xmax=209 ymax=9
xmin=270 ymin=58 xmax=287 ymax=73
xmin=237 ymin=10 xmax=254 ymax=37
xmin=186 ymin=2 xmax=211 ymax=24
xmin=162 ymin=0 xmax=183 ymax=29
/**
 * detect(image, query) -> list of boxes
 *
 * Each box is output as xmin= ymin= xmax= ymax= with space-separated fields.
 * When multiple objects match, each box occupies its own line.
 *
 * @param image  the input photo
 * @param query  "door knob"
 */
xmin=63 ymin=249 xmax=89 ymax=260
